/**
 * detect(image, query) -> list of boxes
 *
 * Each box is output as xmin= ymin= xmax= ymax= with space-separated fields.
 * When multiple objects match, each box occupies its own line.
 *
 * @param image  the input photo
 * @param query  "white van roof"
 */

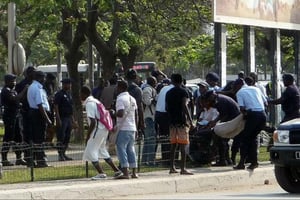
xmin=36 ymin=64 xmax=89 ymax=73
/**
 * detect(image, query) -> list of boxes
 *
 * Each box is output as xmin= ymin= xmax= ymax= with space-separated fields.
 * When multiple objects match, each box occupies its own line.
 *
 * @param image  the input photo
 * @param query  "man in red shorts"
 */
xmin=166 ymin=73 xmax=194 ymax=175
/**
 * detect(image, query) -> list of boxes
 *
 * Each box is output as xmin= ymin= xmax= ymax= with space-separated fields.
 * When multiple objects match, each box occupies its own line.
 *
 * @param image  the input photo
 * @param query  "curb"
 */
xmin=0 ymin=165 xmax=275 ymax=199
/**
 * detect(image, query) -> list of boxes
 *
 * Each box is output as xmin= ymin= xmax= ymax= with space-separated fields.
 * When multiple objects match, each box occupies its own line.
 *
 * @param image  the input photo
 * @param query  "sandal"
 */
xmin=180 ymin=170 xmax=194 ymax=175
xmin=169 ymin=169 xmax=179 ymax=174
xmin=115 ymin=175 xmax=130 ymax=179
xmin=131 ymin=174 xmax=139 ymax=179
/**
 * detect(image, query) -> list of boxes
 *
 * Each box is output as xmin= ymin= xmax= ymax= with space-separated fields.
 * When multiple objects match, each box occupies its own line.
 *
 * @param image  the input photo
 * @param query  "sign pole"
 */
xmin=8 ymin=2 xmax=16 ymax=74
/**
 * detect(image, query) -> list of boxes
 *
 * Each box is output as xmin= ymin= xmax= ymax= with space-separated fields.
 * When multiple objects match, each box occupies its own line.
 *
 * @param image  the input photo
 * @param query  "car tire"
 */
xmin=274 ymin=166 xmax=300 ymax=193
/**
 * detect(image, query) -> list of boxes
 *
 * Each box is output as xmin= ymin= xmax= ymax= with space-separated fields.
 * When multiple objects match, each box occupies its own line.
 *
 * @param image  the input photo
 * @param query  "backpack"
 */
xmin=96 ymin=101 xmax=113 ymax=131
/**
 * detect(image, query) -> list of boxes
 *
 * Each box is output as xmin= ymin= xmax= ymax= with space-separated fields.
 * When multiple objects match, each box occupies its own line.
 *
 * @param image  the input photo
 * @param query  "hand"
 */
xmin=56 ymin=119 xmax=62 ymax=128
xmin=72 ymin=121 xmax=78 ymax=129
xmin=47 ymin=119 xmax=53 ymax=125
xmin=207 ymin=121 xmax=217 ymax=129
xmin=190 ymin=122 xmax=195 ymax=130
xmin=138 ymin=121 xmax=145 ymax=130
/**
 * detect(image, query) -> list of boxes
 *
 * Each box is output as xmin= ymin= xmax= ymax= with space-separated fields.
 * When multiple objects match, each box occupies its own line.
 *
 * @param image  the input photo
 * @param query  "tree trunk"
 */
xmin=100 ymin=51 xmax=117 ymax=80
xmin=57 ymin=8 xmax=86 ymax=142
xmin=66 ymin=57 xmax=84 ymax=142
xmin=119 ymin=46 xmax=139 ymax=71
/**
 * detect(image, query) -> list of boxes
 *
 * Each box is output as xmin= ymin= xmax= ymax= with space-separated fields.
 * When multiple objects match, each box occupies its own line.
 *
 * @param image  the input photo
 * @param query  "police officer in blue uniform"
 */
xmin=27 ymin=71 xmax=52 ymax=167
xmin=54 ymin=78 xmax=76 ymax=161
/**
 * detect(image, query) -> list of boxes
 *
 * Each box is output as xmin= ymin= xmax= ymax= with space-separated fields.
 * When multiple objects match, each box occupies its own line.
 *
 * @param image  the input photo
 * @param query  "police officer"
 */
xmin=1 ymin=74 xmax=28 ymax=166
xmin=54 ymin=78 xmax=76 ymax=161
xmin=15 ymin=66 xmax=36 ymax=166
xmin=27 ymin=71 xmax=52 ymax=167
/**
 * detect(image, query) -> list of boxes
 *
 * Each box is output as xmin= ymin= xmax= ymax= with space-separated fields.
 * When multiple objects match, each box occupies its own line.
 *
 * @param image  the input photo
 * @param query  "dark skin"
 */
xmin=268 ymin=78 xmax=292 ymax=105
xmin=36 ymin=76 xmax=52 ymax=125
xmin=5 ymin=78 xmax=28 ymax=102
xmin=166 ymin=82 xmax=194 ymax=174
xmin=80 ymin=92 xmax=120 ymax=174
xmin=114 ymin=84 xmax=138 ymax=178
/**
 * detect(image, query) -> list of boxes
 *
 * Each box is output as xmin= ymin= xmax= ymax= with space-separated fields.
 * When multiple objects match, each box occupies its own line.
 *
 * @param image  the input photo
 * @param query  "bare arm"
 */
xmin=182 ymin=97 xmax=193 ymax=127
xmin=38 ymin=104 xmax=52 ymax=125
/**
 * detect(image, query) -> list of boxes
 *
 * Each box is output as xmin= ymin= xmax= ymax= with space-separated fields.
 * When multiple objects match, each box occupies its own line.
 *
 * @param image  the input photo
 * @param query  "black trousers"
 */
xmin=240 ymin=111 xmax=266 ymax=164
xmin=28 ymin=109 xmax=47 ymax=164
xmin=56 ymin=116 xmax=72 ymax=154
xmin=155 ymin=111 xmax=171 ymax=164
xmin=1 ymin=114 xmax=23 ymax=160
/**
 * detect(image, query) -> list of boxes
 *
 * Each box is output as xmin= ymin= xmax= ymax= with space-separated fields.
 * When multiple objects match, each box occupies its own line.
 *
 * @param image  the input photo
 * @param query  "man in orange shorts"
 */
xmin=166 ymin=74 xmax=194 ymax=175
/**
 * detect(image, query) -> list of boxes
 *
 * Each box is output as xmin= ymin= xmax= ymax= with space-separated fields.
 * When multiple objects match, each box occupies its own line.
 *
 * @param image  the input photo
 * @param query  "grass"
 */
xmin=0 ymin=121 xmax=271 ymax=184
xmin=0 ymin=146 xmax=270 ymax=184
xmin=0 ymin=161 xmax=167 ymax=184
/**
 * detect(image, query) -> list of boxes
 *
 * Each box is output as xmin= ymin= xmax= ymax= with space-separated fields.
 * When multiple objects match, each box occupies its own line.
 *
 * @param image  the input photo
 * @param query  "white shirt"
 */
xmin=142 ymin=85 xmax=157 ymax=120
xmin=27 ymin=80 xmax=50 ymax=111
xmin=199 ymin=107 xmax=219 ymax=125
xmin=84 ymin=96 xmax=106 ymax=130
xmin=116 ymin=92 xmax=137 ymax=131
xmin=236 ymin=85 xmax=267 ymax=111
xmin=155 ymin=84 xmax=174 ymax=112
xmin=255 ymin=82 xmax=267 ymax=98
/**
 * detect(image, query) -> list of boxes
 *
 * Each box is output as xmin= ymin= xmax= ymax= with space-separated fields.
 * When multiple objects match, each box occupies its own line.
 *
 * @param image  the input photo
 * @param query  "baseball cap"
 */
xmin=197 ymin=81 xmax=209 ymax=88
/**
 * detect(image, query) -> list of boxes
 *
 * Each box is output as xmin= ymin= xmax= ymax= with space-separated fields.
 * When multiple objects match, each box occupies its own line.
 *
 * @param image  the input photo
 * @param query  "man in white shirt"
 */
xmin=155 ymin=83 xmax=174 ymax=166
xmin=115 ymin=80 xmax=138 ymax=179
xmin=81 ymin=86 xmax=122 ymax=180
xmin=233 ymin=78 xmax=267 ymax=171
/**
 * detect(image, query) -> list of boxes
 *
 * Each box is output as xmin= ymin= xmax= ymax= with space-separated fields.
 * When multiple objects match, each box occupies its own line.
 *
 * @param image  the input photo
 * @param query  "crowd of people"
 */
xmin=1 ymin=65 xmax=299 ymax=180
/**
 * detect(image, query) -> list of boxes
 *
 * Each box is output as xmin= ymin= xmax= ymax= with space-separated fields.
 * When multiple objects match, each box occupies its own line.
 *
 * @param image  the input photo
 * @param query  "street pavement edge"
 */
xmin=0 ymin=164 xmax=276 ymax=199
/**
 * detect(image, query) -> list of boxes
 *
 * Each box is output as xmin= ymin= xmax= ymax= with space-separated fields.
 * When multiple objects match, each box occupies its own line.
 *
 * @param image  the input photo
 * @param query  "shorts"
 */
xmin=170 ymin=125 xmax=190 ymax=145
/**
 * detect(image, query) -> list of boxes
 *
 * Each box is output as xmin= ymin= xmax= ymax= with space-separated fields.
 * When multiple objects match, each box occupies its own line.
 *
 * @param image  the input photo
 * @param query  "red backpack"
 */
xmin=96 ymin=102 xmax=113 ymax=131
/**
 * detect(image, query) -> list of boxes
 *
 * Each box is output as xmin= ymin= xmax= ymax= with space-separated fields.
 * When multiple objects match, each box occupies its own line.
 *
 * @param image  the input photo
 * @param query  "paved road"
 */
xmin=116 ymin=183 xmax=298 ymax=199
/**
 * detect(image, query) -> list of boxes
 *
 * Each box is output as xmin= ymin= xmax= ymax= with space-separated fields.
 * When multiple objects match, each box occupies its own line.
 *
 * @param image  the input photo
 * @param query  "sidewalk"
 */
xmin=0 ymin=162 xmax=275 ymax=199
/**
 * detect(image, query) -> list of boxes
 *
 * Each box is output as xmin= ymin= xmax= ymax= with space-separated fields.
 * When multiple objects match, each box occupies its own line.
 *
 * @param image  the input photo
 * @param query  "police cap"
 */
xmin=4 ymin=74 xmax=17 ymax=82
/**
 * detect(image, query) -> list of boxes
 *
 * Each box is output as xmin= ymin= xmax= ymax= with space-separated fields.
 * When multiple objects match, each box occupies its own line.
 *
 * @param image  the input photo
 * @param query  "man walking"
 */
xmin=80 ymin=86 xmax=122 ymax=180
xmin=166 ymin=73 xmax=194 ymax=175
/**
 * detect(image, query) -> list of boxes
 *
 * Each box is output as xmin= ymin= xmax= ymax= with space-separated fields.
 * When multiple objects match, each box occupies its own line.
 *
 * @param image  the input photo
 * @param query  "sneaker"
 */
xmin=15 ymin=159 xmax=27 ymax=166
xmin=2 ymin=160 xmax=14 ymax=166
xmin=247 ymin=163 xmax=259 ymax=170
xmin=58 ymin=155 xmax=65 ymax=161
xmin=91 ymin=173 xmax=107 ymax=180
xmin=63 ymin=155 xmax=73 ymax=161
xmin=114 ymin=171 xmax=123 ymax=178
xmin=35 ymin=162 xmax=50 ymax=168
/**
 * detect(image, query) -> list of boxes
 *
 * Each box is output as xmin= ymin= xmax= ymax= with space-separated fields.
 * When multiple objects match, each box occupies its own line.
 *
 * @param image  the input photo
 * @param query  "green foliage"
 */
xmin=168 ymin=34 xmax=214 ymax=72
xmin=0 ymin=0 xmax=297 ymax=79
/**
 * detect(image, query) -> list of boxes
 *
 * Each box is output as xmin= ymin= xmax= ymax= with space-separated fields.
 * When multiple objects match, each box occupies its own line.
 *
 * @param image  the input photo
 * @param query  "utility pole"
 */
xmin=87 ymin=0 xmax=94 ymax=89
xmin=8 ymin=2 xmax=16 ymax=74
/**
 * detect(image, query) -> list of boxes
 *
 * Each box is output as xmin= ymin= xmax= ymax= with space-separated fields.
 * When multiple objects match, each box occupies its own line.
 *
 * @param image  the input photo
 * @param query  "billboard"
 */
xmin=214 ymin=0 xmax=300 ymax=30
